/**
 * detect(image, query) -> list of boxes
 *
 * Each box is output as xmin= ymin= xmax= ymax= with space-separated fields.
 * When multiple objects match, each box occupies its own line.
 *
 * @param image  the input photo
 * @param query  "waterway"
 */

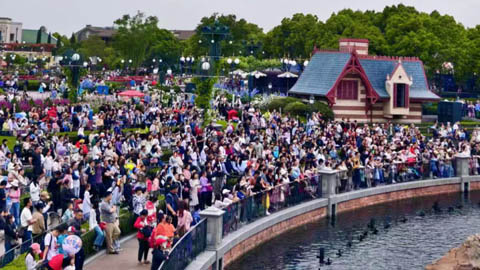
xmin=226 ymin=191 xmax=480 ymax=270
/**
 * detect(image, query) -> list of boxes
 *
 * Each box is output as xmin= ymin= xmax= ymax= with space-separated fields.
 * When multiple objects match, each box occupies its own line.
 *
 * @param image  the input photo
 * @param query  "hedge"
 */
xmin=17 ymin=80 xmax=41 ymax=91
xmin=264 ymin=97 xmax=334 ymax=120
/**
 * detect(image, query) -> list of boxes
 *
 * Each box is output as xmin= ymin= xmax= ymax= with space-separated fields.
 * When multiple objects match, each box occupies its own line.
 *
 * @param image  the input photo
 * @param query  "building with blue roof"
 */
xmin=289 ymin=38 xmax=440 ymax=123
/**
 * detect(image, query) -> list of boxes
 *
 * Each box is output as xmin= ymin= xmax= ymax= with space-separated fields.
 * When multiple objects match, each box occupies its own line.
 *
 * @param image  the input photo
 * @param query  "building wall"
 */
xmin=0 ymin=18 xmax=22 ymax=43
xmin=332 ymin=77 xmax=385 ymax=122
xmin=330 ymin=73 xmax=423 ymax=123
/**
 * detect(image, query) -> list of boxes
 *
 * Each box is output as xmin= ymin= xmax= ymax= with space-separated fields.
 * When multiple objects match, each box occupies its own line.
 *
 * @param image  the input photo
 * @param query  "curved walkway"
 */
xmin=85 ymin=236 xmax=143 ymax=270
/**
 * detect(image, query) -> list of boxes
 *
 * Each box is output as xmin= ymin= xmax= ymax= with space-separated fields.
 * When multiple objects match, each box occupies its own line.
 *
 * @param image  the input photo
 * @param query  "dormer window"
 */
xmin=394 ymin=83 xmax=409 ymax=108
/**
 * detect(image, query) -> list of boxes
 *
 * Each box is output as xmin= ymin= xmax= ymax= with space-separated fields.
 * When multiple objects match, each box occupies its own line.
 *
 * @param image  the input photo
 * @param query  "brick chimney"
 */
xmin=339 ymin=38 xmax=369 ymax=55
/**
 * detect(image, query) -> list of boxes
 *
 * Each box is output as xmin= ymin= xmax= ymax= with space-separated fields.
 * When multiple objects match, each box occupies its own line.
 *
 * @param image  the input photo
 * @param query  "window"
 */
xmin=394 ymin=83 xmax=409 ymax=108
xmin=337 ymin=80 xmax=358 ymax=100
xmin=9 ymin=33 xmax=14 ymax=42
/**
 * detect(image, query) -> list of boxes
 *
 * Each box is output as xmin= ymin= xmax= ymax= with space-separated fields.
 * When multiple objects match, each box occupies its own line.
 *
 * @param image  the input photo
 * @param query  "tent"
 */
xmin=118 ymin=90 xmax=145 ymax=98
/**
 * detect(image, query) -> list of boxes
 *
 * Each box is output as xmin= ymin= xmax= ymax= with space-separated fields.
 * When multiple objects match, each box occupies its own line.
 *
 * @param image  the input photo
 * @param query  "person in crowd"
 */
xmin=0 ymin=180 xmax=6 ymax=213
xmin=69 ymin=209 xmax=86 ymax=270
xmin=4 ymin=214 xmax=18 ymax=261
xmin=89 ymin=199 xmax=105 ymax=251
xmin=133 ymin=186 xmax=147 ymax=220
xmin=8 ymin=180 xmax=20 ymax=227
xmin=176 ymin=201 xmax=193 ymax=237
xmin=62 ymin=202 xmax=74 ymax=223
xmin=20 ymin=197 xmax=35 ymax=244
xmin=43 ymin=225 xmax=62 ymax=261
xmin=165 ymin=184 xmax=179 ymax=227
xmin=25 ymin=243 xmax=43 ymax=270
xmin=100 ymin=190 xmax=121 ymax=254
xmin=150 ymin=238 xmax=168 ymax=270
xmin=134 ymin=209 xmax=151 ymax=265
xmin=31 ymin=203 xmax=46 ymax=240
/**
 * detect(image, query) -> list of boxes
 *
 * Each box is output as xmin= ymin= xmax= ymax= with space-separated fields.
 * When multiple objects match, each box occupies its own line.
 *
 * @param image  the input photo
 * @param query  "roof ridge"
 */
xmin=314 ymin=50 xmax=350 ymax=54
xmin=358 ymin=55 xmax=422 ymax=62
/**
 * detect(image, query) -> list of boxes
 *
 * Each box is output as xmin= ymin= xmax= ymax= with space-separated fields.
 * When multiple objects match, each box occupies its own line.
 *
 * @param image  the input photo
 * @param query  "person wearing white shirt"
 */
xmin=20 ymin=198 xmax=36 ymax=242
xmin=30 ymin=180 xmax=41 ymax=204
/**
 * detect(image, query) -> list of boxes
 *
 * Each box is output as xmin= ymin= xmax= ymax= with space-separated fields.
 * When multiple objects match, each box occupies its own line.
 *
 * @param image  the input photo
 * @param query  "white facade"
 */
xmin=0 ymin=17 xmax=22 ymax=43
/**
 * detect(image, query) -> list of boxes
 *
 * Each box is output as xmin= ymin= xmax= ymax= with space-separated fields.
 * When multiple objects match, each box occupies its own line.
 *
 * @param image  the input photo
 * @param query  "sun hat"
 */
xmin=40 ymin=191 xmax=50 ymax=199
xmin=30 ymin=243 xmax=41 ymax=254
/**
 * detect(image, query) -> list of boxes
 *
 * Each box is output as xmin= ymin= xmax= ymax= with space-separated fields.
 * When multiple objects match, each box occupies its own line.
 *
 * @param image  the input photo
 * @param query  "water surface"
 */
xmin=226 ymin=191 xmax=480 ymax=270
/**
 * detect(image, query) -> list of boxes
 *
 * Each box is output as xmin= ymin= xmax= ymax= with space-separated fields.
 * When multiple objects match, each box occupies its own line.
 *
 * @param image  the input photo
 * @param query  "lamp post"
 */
xmin=59 ymin=51 xmax=88 ymax=100
xmin=121 ymin=59 xmax=125 ymax=75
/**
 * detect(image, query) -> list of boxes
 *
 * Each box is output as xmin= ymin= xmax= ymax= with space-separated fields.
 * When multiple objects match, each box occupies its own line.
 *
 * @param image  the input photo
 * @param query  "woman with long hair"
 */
xmin=176 ymin=201 xmax=192 ymax=237
xmin=25 ymin=243 xmax=43 ymax=270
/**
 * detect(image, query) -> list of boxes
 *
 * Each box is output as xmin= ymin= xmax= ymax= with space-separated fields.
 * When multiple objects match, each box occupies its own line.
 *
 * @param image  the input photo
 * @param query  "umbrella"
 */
xmin=232 ymin=69 xmax=248 ymax=77
xmin=277 ymin=71 xmax=298 ymax=78
xmin=250 ymin=70 xmax=267 ymax=78
xmin=118 ymin=90 xmax=145 ymax=98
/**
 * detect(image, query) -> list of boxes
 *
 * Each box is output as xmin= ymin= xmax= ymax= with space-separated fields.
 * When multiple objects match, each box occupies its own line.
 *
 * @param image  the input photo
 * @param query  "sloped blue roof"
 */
xmin=359 ymin=58 xmax=439 ymax=99
xmin=290 ymin=51 xmax=439 ymax=100
xmin=289 ymin=52 xmax=351 ymax=96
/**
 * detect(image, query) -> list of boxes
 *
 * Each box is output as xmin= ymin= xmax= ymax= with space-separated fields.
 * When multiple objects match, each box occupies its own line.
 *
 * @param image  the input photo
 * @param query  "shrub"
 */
xmin=194 ymin=95 xmax=210 ymax=110
xmin=284 ymin=101 xmax=310 ymax=116
xmin=266 ymin=97 xmax=301 ymax=112
xmin=309 ymin=101 xmax=334 ymax=120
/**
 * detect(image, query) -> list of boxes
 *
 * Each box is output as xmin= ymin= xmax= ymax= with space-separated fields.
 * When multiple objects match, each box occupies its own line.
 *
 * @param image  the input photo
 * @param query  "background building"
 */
xmin=289 ymin=38 xmax=440 ymax=123
xmin=75 ymin=24 xmax=117 ymax=43
xmin=0 ymin=17 xmax=22 ymax=43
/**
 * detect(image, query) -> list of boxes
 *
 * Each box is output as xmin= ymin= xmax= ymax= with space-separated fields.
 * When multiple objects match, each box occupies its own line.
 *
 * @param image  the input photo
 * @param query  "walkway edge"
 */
xmin=84 ymin=233 xmax=136 ymax=266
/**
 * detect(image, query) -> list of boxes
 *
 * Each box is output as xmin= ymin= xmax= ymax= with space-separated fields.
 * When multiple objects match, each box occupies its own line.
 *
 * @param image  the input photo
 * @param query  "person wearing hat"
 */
xmin=25 ymin=243 xmax=43 ymax=270
xmin=165 ymin=183 xmax=179 ymax=227
xmin=100 ymin=190 xmax=121 ymax=254
xmin=150 ymin=238 xmax=168 ymax=270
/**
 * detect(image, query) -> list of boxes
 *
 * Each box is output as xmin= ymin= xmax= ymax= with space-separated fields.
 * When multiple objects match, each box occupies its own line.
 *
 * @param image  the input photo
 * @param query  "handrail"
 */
xmin=158 ymin=218 xmax=207 ymax=270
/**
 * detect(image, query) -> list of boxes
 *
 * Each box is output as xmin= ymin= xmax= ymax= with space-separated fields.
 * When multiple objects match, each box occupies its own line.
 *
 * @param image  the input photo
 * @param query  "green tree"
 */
xmin=184 ymin=13 xmax=265 ymax=58
xmin=263 ymin=13 xmax=323 ymax=58
xmin=78 ymin=36 xmax=119 ymax=69
xmin=113 ymin=11 xmax=175 ymax=73
xmin=69 ymin=33 xmax=76 ymax=45
xmin=36 ymin=28 xmax=42 ymax=43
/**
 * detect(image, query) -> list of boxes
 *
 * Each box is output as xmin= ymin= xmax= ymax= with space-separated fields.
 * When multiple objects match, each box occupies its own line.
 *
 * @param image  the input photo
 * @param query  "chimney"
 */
xmin=339 ymin=38 xmax=369 ymax=55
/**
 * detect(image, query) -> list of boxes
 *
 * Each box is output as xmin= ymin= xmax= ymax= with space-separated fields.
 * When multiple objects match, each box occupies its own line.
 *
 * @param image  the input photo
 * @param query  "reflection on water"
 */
xmin=226 ymin=191 xmax=480 ymax=270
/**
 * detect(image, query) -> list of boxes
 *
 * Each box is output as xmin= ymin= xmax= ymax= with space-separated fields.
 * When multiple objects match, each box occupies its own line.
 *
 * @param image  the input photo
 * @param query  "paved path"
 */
xmin=85 ymin=237 xmax=147 ymax=270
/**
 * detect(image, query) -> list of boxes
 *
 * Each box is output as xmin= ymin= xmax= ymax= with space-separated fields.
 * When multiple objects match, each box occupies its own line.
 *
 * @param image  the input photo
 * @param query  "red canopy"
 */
xmin=118 ymin=90 xmax=145 ymax=98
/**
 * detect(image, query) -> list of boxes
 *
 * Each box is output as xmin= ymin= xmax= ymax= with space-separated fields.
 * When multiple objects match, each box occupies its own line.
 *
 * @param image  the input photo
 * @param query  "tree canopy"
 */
xmin=49 ymin=5 xmax=480 ymax=86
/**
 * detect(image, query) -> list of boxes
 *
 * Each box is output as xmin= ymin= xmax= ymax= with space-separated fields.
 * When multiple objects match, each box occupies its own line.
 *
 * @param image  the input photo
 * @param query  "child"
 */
xmin=61 ymin=203 xmax=74 ymax=223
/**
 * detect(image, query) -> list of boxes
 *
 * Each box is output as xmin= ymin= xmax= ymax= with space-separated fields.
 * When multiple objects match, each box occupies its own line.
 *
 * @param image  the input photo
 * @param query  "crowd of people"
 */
xmin=0 ymin=71 xmax=477 ymax=270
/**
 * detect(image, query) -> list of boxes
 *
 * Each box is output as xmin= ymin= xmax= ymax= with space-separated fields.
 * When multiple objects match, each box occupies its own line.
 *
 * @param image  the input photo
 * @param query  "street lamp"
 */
xmin=227 ymin=58 xmax=232 ymax=64
xmin=304 ymin=60 xmax=309 ymax=67
xmin=72 ymin=53 xmax=80 ymax=61
xmin=201 ymin=62 xmax=210 ymax=71
xmin=234 ymin=58 xmax=240 ymax=65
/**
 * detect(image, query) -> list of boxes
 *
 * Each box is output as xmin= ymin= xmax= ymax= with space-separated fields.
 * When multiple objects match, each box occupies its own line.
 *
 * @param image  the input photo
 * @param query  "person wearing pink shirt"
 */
xmin=8 ymin=180 xmax=21 ymax=227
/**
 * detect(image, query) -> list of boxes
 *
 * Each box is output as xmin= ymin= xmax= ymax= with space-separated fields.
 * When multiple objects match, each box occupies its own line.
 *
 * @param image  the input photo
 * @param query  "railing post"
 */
xmin=200 ymin=206 xmax=225 ymax=270
xmin=320 ymin=169 xmax=339 ymax=217
xmin=455 ymin=155 xmax=471 ymax=192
